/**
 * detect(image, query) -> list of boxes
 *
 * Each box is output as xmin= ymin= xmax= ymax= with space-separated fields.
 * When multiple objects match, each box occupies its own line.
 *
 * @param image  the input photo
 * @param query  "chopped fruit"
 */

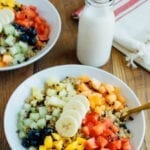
xmin=17 ymin=75 xmax=132 ymax=149
xmin=0 ymin=4 xmax=51 ymax=68
xmin=0 ymin=61 xmax=6 ymax=67
xmin=44 ymin=136 xmax=53 ymax=149
xmin=85 ymin=138 xmax=98 ymax=150
xmin=15 ymin=5 xmax=50 ymax=42
xmin=39 ymin=145 xmax=46 ymax=150
xmin=2 ymin=54 xmax=13 ymax=64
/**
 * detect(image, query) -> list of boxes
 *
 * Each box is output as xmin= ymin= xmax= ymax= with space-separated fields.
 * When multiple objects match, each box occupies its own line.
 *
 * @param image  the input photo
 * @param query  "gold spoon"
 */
xmin=121 ymin=102 xmax=150 ymax=120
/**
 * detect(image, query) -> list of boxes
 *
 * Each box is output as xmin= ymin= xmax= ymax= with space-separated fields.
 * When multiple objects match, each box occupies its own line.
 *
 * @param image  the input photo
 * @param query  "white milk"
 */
xmin=77 ymin=2 xmax=115 ymax=67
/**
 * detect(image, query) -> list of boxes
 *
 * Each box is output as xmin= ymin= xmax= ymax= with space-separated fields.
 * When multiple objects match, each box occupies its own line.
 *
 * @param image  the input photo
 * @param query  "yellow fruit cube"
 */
xmin=52 ymin=133 xmax=61 ymax=141
xmin=95 ymin=105 xmax=106 ymax=115
xmin=6 ymin=0 xmax=15 ymax=7
xmin=53 ymin=140 xmax=63 ymax=150
xmin=39 ymin=145 xmax=46 ymax=150
xmin=65 ymin=141 xmax=78 ymax=150
xmin=76 ymin=144 xmax=84 ymax=150
xmin=89 ymin=100 xmax=96 ymax=109
xmin=44 ymin=136 xmax=53 ymax=149
xmin=88 ymin=93 xmax=103 ymax=106
xmin=77 ymin=137 xmax=86 ymax=145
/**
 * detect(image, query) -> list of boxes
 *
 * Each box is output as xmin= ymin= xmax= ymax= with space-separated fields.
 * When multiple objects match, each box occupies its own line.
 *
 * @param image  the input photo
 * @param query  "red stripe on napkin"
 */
xmin=114 ymin=0 xmax=138 ymax=16
xmin=72 ymin=0 xmax=148 ymax=20
xmin=116 ymin=0 xmax=148 ymax=20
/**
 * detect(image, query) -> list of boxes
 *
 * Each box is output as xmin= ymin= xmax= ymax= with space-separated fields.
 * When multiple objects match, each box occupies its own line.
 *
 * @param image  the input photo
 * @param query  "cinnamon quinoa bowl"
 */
xmin=4 ymin=65 xmax=145 ymax=150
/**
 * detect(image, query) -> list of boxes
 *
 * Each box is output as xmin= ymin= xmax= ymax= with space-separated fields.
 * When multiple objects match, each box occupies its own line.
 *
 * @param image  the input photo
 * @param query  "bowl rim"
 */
xmin=0 ymin=0 xmax=61 ymax=71
xmin=4 ymin=64 xmax=146 ymax=149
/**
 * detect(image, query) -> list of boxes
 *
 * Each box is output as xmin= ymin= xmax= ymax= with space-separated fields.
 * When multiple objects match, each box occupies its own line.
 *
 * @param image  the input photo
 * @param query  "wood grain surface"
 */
xmin=0 ymin=0 xmax=149 ymax=149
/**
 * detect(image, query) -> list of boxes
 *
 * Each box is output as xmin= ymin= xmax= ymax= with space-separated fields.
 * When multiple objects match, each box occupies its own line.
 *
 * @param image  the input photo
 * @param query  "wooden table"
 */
xmin=0 ymin=0 xmax=149 ymax=149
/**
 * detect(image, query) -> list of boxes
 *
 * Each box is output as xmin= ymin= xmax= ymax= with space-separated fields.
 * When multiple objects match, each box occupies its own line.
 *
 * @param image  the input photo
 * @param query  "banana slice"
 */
xmin=0 ymin=15 xmax=6 ymax=25
xmin=71 ymin=95 xmax=90 ymax=112
xmin=0 ymin=8 xmax=15 ymax=25
xmin=63 ymin=100 xmax=86 ymax=117
xmin=55 ymin=116 xmax=78 ymax=137
xmin=3 ymin=8 xmax=15 ymax=23
xmin=61 ymin=109 xmax=82 ymax=126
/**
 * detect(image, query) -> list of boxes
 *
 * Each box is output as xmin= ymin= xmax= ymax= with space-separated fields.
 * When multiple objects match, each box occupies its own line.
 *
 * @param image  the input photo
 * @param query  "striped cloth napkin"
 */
xmin=72 ymin=0 xmax=150 ymax=71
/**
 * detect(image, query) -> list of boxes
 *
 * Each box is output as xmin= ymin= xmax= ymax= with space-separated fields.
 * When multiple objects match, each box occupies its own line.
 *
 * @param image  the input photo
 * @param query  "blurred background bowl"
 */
xmin=0 ymin=0 xmax=61 ymax=71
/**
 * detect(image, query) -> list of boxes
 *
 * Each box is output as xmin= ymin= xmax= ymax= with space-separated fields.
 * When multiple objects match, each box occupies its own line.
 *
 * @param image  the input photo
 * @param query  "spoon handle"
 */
xmin=127 ymin=102 xmax=150 ymax=115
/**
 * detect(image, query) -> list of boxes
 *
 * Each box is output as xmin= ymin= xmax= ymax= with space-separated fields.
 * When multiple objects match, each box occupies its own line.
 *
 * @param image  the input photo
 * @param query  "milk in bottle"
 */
xmin=77 ymin=0 xmax=115 ymax=67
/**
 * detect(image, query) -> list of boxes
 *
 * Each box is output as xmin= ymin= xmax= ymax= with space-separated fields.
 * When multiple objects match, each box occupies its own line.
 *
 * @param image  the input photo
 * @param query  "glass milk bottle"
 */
xmin=77 ymin=0 xmax=115 ymax=67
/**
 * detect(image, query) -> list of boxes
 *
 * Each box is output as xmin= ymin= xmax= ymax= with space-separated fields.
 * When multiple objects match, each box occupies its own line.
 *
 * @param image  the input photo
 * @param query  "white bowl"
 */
xmin=0 ymin=0 xmax=61 ymax=71
xmin=4 ymin=65 xmax=145 ymax=149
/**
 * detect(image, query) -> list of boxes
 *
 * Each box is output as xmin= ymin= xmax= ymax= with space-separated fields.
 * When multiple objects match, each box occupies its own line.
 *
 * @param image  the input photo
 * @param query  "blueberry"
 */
xmin=28 ymin=37 xmax=37 ymax=46
xmin=40 ymin=127 xmax=54 ymax=144
xmin=20 ymin=34 xmax=30 ymax=42
xmin=41 ymin=127 xmax=54 ymax=136
xmin=12 ymin=24 xmax=27 ymax=32
xmin=27 ymin=129 xmax=43 ymax=146
xmin=12 ymin=23 xmax=20 ymax=30
xmin=28 ymin=129 xmax=41 ymax=141
xmin=19 ymin=26 xmax=27 ymax=32
xmin=27 ymin=27 xmax=37 ymax=37
xmin=30 ymin=140 xmax=39 ymax=147
xmin=21 ymin=138 xmax=30 ymax=148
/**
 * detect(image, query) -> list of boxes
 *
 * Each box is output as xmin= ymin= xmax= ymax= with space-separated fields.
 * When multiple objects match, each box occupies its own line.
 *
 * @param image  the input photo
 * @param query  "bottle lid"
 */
xmin=86 ymin=0 xmax=113 ymax=6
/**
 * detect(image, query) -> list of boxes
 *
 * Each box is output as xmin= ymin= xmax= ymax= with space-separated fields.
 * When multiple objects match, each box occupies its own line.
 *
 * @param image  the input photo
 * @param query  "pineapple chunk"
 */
xmin=44 ymin=136 xmax=53 ymax=149
xmin=53 ymin=140 xmax=63 ymax=150
xmin=39 ymin=145 xmax=46 ymax=150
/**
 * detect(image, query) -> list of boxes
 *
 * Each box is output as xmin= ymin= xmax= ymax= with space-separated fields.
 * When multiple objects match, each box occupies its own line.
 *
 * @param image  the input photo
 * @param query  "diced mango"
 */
xmin=65 ymin=141 xmax=78 ymax=150
xmin=0 ymin=0 xmax=16 ymax=9
xmin=88 ymin=93 xmax=103 ymax=106
xmin=53 ymin=140 xmax=63 ymax=150
xmin=78 ymin=75 xmax=90 ymax=83
xmin=6 ymin=0 xmax=15 ymax=7
xmin=44 ymin=136 xmax=53 ymax=149
xmin=76 ymin=144 xmax=85 ymax=150
xmin=95 ymin=105 xmax=106 ymax=115
xmin=52 ymin=133 xmax=61 ymax=141
xmin=39 ymin=145 xmax=46 ymax=150
xmin=77 ymin=137 xmax=86 ymax=145
xmin=89 ymin=100 xmax=96 ymax=109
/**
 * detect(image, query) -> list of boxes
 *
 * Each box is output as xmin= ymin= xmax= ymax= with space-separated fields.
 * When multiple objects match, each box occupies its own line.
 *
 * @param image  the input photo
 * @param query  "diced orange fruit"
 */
xmin=2 ymin=54 xmax=13 ymax=64
xmin=78 ymin=75 xmax=90 ymax=83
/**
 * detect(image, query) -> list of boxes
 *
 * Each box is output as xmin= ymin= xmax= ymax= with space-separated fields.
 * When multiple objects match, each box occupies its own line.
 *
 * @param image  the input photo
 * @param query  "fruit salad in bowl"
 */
xmin=0 ymin=0 xmax=61 ymax=71
xmin=17 ymin=76 xmax=132 ymax=150
xmin=4 ymin=65 xmax=145 ymax=150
